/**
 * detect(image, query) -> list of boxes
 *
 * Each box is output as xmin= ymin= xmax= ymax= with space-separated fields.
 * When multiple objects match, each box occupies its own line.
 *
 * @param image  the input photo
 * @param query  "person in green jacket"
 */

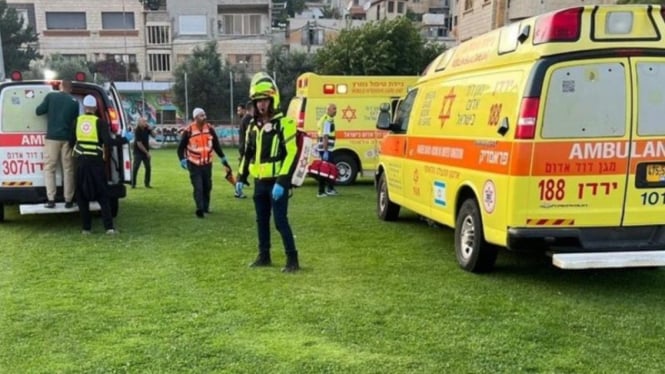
xmin=36 ymin=80 xmax=80 ymax=209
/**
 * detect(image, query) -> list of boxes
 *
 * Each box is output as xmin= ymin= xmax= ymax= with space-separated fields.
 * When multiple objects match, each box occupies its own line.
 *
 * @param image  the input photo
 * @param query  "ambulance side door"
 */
xmin=379 ymin=89 xmax=418 ymax=205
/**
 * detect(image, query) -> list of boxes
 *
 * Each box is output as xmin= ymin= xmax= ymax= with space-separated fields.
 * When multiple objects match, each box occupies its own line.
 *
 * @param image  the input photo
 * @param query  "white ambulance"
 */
xmin=0 ymin=72 xmax=132 ymax=222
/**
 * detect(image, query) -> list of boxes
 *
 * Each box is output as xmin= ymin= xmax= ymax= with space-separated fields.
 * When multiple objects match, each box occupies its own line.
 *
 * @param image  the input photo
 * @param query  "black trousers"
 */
xmin=318 ymin=151 xmax=335 ymax=194
xmin=76 ymin=158 xmax=114 ymax=231
xmin=132 ymin=151 xmax=151 ymax=187
xmin=188 ymin=162 xmax=213 ymax=212
xmin=253 ymin=179 xmax=297 ymax=255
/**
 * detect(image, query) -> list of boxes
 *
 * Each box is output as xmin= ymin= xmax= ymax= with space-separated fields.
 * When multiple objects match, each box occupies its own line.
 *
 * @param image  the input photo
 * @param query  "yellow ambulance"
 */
xmin=376 ymin=5 xmax=665 ymax=272
xmin=287 ymin=73 xmax=418 ymax=184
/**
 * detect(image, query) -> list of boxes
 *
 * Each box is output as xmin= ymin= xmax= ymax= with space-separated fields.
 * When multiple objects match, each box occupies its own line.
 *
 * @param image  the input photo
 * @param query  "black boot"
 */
xmin=282 ymin=252 xmax=300 ymax=273
xmin=249 ymin=251 xmax=271 ymax=267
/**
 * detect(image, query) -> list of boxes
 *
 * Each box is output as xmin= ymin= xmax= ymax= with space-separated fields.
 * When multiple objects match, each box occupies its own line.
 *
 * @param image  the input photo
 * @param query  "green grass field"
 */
xmin=1 ymin=148 xmax=665 ymax=373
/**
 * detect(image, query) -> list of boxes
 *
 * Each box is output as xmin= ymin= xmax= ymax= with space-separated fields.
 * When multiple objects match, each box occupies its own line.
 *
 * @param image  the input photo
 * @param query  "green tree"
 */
xmin=314 ymin=17 xmax=442 ymax=75
xmin=284 ymin=0 xmax=306 ymax=17
xmin=266 ymin=46 xmax=315 ymax=111
xmin=0 ymin=0 xmax=41 ymax=73
xmin=173 ymin=42 xmax=225 ymax=121
xmin=24 ymin=54 xmax=91 ymax=81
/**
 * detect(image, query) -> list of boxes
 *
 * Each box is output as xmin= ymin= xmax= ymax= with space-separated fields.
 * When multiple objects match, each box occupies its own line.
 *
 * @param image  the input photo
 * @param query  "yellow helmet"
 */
xmin=249 ymin=72 xmax=280 ymax=110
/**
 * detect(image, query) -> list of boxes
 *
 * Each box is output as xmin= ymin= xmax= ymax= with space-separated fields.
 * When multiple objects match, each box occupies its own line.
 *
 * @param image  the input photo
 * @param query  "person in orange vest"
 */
xmin=177 ymin=107 xmax=232 ymax=218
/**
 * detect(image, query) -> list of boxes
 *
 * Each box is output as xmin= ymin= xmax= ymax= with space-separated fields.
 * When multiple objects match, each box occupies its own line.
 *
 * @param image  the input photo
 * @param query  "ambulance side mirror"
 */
xmin=376 ymin=102 xmax=393 ymax=130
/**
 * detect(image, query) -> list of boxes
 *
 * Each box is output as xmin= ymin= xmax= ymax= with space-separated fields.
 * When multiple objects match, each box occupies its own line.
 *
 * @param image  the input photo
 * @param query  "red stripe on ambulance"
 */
xmin=0 ymin=134 xmax=46 ymax=146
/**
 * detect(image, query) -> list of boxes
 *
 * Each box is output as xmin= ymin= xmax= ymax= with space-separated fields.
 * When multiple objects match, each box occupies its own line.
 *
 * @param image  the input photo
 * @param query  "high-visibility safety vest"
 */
xmin=244 ymin=114 xmax=298 ymax=181
xmin=185 ymin=122 xmax=216 ymax=166
xmin=317 ymin=113 xmax=336 ymax=150
xmin=74 ymin=114 xmax=103 ymax=157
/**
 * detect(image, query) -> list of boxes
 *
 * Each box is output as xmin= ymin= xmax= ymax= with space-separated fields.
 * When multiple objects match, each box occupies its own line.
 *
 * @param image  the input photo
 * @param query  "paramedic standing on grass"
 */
xmin=71 ymin=95 xmax=128 ymax=234
xmin=236 ymin=73 xmax=301 ymax=273
xmin=316 ymin=103 xmax=338 ymax=197
xmin=36 ymin=79 xmax=79 ymax=209
xmin=177 ymin=107 xmax=232 ymax=218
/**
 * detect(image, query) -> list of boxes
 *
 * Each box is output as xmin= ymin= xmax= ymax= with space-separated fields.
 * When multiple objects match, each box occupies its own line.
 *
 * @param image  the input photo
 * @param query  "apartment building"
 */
xmin=8 ymin=0 xmax=145 ymax=80
xmin=455 ymin=0 xmax=617 ymax=42
xmin=165 ymin=0 xmax=272 ymax=79
xmin=7 ymin=0 xmax=272 ymax=82
xmin=355 ymin=0 xmax=455 ymax=44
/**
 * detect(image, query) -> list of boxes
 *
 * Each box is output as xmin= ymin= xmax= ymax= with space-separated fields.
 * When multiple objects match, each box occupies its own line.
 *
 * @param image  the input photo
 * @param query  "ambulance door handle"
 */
xmin=497 ymin=117 xmax=509 ymax=136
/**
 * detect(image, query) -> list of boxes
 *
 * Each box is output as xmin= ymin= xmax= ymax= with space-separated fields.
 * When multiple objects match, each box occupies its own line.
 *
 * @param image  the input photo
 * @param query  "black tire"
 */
xmin=110 ymin=198 xmax=119 ymax=218
xmin=0 ymin=203 xmax=4 ymax=223
xmin=454 ymin=199 xmax=498 ymax=273
xmin=335 ymin=153 xmax=358 ymax=185
xmin=377 ymin=173 xmax=400 ymax=221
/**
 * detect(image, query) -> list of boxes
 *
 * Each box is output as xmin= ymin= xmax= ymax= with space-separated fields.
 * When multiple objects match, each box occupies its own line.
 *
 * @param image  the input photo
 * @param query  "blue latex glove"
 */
xmin=180 ymin=159 xmax=188 ymax=169
xmin=322 ymin=151 xmax=330 ymax=161
xmin=235 ymin=182 xmax=244 ymax=197
xmin=272 ymin=183 xmax=284 ymax=201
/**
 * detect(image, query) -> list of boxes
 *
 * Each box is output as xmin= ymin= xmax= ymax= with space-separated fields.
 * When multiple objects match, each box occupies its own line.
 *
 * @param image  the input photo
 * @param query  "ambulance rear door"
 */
xmin=527 ymin=58 xmax=631 ymax=227
xmin=622 ymin=57 xmax=665 ymax=225
xmin=0 ymin=83 xmax=53 ymax=188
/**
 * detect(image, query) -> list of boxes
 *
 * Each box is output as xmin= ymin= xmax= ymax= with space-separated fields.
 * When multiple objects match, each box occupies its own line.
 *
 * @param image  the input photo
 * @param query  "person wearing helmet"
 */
xmin=71 ymin=94 xmax=128 ymax=234
xmin=237 ymin=73 xmax=301 ymax=273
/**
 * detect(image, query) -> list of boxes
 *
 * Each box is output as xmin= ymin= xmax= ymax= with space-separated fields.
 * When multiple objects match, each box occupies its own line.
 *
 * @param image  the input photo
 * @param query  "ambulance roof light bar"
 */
xmin=533 ymin=7 xmax=583 ymax=44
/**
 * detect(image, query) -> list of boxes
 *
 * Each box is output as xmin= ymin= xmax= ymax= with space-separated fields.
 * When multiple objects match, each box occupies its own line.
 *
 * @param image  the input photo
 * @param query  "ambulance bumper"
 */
xmin=552 ymin=251 xmax=665 ymax=269
xmin=508 ymin=226 xmax=665 ymax=269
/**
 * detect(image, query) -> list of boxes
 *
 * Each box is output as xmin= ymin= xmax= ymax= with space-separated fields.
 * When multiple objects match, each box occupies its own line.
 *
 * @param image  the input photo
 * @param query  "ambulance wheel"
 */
xmin=110 ymin=198 xmax=119 ymax=218
xmin=377 ymin=173 xmax=400 ymax=221
xmin=454 ymin=199 xmax=497 ymax=273
xmin=335 ymin=153 xmax=358 ymax=185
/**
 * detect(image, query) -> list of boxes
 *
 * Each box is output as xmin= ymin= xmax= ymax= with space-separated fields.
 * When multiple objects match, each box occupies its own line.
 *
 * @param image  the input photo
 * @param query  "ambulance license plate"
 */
xmin=646 ymin=163 xmax=665 ymax=183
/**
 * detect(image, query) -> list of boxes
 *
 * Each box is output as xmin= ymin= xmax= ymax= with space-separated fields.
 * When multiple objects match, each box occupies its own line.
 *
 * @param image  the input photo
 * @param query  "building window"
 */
xmin=397 ymin=2 xmax=405 ymax=13
xmin=179 ymin=15 xmax=206 ymax=35
xmin=62 ymin=54 xmax=87 ymax=63
xmin=221 ymin=14 xmax=262 ymax=35
xmin=46 ymin=12 xmax=86 ymax=30
xmin=388 ymin=1 xmax=395 ymax=13
xmin=108 ymin=54 xmax=137 ymax=64
xmin=301 ymin=28 xmax=324 ymax=46
xmin=102 ymin=12 xmax=135 ymax=29
xmin=464 ymin=0 xmax=473 ymax=11
xmin=15 ymin=8 xmax=29 ymax=29
xmin=147 ymin=24 xmax=170 ymax=45
xmin=148 ymin=53 xmax=171 ymax=72
xmin=228 ymin=54 xmax=261 ymax=73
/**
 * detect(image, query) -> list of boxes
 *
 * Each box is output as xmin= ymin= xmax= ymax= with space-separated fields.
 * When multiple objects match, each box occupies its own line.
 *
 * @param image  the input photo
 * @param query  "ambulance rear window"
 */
xmin=636 ymin=62 xmax=665 ymax=136
xmin=0 ymin=85 xmax=51 ymax=133
xmin=541 ymin=62 xmax=626 ymax=139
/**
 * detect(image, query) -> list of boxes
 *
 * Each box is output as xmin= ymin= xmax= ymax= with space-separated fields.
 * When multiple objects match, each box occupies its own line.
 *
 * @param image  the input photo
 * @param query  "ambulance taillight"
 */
xmin=10 ymin=71 xmax=22 ymax=81
xmin=107 ymin=107 xmax=121 ymax=134
xmin=74 ymin=72 xmax=87 ymax=81
xmin=515 ymin=97 xmax=539 ymax=139
xmin=297 ymin=110 xmax=305 ymax=129
xmin=533 ymin=7 xmax=582 ymax=44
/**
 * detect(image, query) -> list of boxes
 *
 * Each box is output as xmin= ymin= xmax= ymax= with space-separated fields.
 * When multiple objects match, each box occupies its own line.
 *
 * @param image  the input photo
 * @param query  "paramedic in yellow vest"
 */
xmin=177 ymin=107 xmax=232 ymax=218
xmin=316 ymin=103 xmax=337 ymax=197
xmin=71 ymin=95 xmax=128 ymax=234
xmin=236 ymin=73 xmax=300 ymax=273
